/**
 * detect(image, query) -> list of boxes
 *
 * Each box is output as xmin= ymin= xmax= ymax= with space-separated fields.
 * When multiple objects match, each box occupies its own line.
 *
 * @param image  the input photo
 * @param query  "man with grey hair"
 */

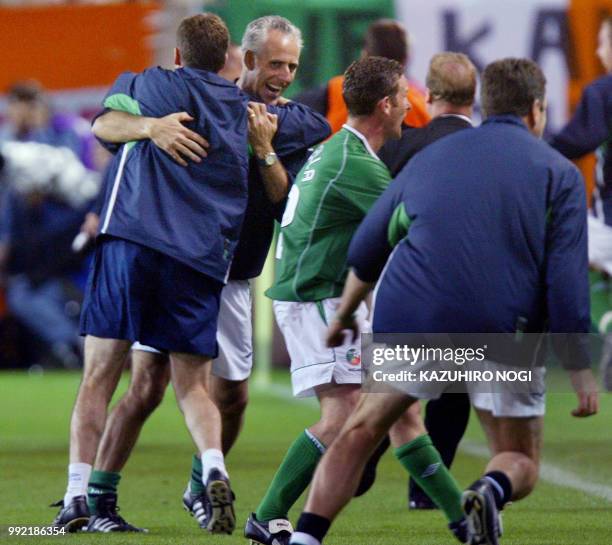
xmin=83 ymin=13 xmax=329 ymax=536
xmin=239 ymin=15 xmax=302 ymax=106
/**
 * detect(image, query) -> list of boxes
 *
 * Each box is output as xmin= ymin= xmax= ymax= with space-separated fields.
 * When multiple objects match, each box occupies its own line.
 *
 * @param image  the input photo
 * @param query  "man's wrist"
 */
xmin=253 ymin=144 xmax=274 ymax=159
xmin=141 ymin=117 xmax=157 ymax=140
xmin=334 ymin=312 xmax=354 ymax=326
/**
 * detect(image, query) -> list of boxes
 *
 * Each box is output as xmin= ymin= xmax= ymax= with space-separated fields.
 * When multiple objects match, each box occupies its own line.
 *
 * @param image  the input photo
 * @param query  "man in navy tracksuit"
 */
xmin=550 ymin=15 xmax=612 ymax=230
xmin=52 ymin=14 xmax=250 ymax=534
xmin=289 ymin=59 xmax=599 ymax=545
xmin=79 ymin=15 xmax=331 ymax=536
xmin=550 ymin=16 xmax=612 ymax=391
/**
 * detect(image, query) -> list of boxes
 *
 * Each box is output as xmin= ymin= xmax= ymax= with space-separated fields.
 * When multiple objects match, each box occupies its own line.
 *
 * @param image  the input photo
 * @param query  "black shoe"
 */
xmin=182 ymin=484 xmax=209 ymax=529
xmin=462 ymin=479 xmax=502 ymax=545
xmin=449 ymin=517 xmax=469 ymax=544
xmin=84 ymin=493 xmax=147 ymax=533
xmin=204 ymin=469 xmax=236 ymax=534
xmin=244 ymin=512 xmax=293 ymax=545
xmin=50 ymin=495 xmax=89 ymax=532
xmin=408 ymin=487 xmax=437 ymax=510
xmin=354 ymin=435 xmax=391 ymax=497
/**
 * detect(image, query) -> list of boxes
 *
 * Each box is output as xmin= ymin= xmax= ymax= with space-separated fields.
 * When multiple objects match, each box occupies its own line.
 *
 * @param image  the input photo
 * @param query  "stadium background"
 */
xmin=0 ymin=2 xmax=610 ymax=544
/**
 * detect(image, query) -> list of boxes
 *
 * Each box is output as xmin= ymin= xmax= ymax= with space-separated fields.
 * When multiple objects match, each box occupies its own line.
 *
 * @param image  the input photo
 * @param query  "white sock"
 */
xmin=64 ymin=463 xmax=92 ymax=505
xmin=290 ymin=532 xmax=321 ymax=545
xmin=201 ymin=449 xmax=228 ymax=481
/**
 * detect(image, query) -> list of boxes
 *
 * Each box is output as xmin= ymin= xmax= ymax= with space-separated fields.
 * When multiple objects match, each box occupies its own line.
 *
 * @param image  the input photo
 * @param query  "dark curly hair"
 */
xmin=343 ymin=56 xmax=403 ymax=117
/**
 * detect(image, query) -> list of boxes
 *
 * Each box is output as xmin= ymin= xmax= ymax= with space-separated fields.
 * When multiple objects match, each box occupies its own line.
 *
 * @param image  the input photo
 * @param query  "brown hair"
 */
xmin=426 ymin=52 xmax=477 ymax=106
xmin=176 ymin=13 xmax=229 ymax=73
xmin=481 ymin=58 xmax=546 ymax=118
xmin=363 ymin=19 xmax=408 ymax=66
xmin=343 ymin=56 xmax=403 ymax=116
xmin=7 ymin=81 xmax=44 ymax=103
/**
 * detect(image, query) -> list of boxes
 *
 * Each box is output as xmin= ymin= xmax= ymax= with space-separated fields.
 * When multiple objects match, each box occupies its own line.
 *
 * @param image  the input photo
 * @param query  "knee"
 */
xmin=128 ymin=377 xmax=167 ymax=417
xmin=390 ymin=403 xmax=426 ymax=445
xmin=311 ymin=419 xmax=343 ymax=446
xmin=215 ymin=391 xmax=249 ymax=416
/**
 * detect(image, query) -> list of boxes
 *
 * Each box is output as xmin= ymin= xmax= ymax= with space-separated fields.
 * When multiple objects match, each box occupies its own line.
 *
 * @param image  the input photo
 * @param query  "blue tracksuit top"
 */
xmin=98 ymin=67 xmax=250 ymax=283
xmin=550 ymin=74 xmax=612 ymax=225
xmin=96 ymin=68 xmax=330 ymax=282
xmin=348 ymin=116 xmax=590 ymax=360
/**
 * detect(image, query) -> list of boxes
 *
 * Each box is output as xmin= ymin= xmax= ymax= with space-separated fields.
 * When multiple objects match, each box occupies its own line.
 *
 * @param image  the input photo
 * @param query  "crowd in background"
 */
xmin=0 ymin=81 xmax=107 ymax=368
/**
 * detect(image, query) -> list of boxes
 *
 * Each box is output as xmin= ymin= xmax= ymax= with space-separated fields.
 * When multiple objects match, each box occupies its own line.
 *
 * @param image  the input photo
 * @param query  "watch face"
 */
xmin=265 ymin=153 xmax=277 ymax=166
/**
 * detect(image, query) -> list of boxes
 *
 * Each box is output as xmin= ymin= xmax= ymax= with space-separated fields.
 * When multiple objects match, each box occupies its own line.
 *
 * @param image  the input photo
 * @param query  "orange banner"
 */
xmin=0 ymin=2 xmax=159 ymax=92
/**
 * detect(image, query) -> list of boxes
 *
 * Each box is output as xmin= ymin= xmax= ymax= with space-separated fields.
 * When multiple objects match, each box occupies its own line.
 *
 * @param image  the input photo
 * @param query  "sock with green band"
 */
xmin=256 ymin=430 xmax=325 ymax=521
xmin=190 ymin=453 xmax=205 ymax=495
xmin=394 ymin=434 xmax=464 ymax=523
xmin=87 ymin=470 xmax=121 ymax=515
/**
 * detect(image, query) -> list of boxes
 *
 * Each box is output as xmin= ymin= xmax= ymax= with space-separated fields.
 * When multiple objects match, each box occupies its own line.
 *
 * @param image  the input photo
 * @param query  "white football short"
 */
xmin=273 ymin=298 xmax=369 ymax=398
xmin=132 ymin=279 xmax=253 ymax=381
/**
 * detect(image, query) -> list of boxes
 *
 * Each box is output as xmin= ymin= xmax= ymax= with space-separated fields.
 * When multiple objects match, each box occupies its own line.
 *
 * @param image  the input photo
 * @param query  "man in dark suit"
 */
xmin=379 ymin=51 xmax=476 ymax=176
xmin=379 ymin=52 xmax=478 ymax=510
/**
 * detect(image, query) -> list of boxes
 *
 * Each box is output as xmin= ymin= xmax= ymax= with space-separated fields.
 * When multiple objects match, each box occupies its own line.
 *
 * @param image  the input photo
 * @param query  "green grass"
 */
xmin=1 ymin=370 xmax=611 ymax=545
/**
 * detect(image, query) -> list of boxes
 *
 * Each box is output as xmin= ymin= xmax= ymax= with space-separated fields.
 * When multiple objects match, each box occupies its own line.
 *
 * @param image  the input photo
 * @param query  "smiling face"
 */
xmin=596 ymin=20 xmax=612 ymax=73
xmin=242 ymin=29 xmax=300 ymax=105
xmin=383 ymin=75 xmax=410 ymax=140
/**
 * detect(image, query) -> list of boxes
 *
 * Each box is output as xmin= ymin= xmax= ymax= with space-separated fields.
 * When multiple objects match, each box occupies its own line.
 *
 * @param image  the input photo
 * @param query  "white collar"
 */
xmin=342 ymin=124 xmax=380 ymax=160
xmin=438 ymin=113 xmax=473 ymax=126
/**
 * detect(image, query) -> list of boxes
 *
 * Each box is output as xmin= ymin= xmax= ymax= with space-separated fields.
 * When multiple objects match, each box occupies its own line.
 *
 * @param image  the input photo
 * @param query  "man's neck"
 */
xmin=430 ymin=101 xmax=472 ymax=121
xmin=346 ymin=116 xmax=386 ymax=153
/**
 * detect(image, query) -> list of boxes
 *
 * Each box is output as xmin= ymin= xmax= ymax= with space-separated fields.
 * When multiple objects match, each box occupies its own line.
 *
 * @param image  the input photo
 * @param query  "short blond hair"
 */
xmin=426 ymin=52 xmax=477 ymax=107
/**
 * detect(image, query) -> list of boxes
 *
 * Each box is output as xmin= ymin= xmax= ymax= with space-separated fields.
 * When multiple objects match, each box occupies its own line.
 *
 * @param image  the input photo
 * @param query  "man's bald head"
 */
xmin=426 ymin=52 xmax=477 ymax=107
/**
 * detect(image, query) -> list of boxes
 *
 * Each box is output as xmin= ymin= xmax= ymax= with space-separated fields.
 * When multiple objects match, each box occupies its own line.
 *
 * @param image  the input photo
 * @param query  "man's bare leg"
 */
xmin=252 ymin=383 xmax=361 ymax=525
xmin=69 ymin=337 xmax=132 ymax=465
xmin=476 ymin=409 xmax=543 ymax=501
xmin=210 ymin=376 xmax=249 ymax=454
xmin=170 ymin=351 xmax=234 ymax=534
xmin=95 ymin=350 xmax=170 ymax=472
xmin=303 ymin=391 xmax=413 ymax=520
xmin=291 ymin=392 xmax=466 ymax=545
xmin=58 ymin=335 xmax=131 ymax=519
xmin=84 ymin=349 xmax=171 ymax=528
xmin=170 ymin=352 xmax=221 ymax=453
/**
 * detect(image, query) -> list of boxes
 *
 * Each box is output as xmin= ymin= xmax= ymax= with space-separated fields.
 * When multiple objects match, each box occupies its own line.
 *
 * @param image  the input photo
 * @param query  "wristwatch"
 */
xmin=257 ymin=151 xmax=278 ymax=168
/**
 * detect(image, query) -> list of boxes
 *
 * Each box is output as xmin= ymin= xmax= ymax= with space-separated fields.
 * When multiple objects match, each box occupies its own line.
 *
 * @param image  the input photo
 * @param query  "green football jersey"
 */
xmin=266 ymin=125 xmax=391 ymax=302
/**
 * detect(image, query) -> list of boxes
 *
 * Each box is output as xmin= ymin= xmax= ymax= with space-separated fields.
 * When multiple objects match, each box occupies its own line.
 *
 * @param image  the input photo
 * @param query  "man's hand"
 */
xmin=327 ymin=315 xmax=359 ymax=348
xmin=275 ymin=96 xmax=291 ymax=106
xmin=569 ymin=368 xmax=599 ymax=417
xmin=80 ymin=212 xmax=100 ymax=237
xmin=248 ymin=102 xmax=278 ymax=156
xmin=147 ymin=112 xmax=209 ymax=167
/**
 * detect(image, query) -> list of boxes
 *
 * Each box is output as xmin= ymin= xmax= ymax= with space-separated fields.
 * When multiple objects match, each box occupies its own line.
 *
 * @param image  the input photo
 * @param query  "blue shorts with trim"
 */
xmin=80 ymin=236 xmax=222 ymax=357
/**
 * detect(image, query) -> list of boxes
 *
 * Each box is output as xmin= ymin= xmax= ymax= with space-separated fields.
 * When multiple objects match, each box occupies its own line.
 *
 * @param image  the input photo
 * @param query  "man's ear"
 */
xmin=244 ymin=50 xmax=256 ymax=71
xmin=174 ymin=48 xmax=181 ymax=67
xmin=526 ymin=99 xmax=542 ymax=131
xmin=378 ymin=95 xmax=392 ymax=116
xmin=425 ymin=89 xmax=433 ymax=105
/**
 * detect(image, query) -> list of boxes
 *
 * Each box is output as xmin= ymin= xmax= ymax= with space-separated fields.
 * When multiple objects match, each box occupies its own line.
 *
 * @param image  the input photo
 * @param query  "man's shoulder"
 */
xmin=585 ymin=73 xmax=612 ymax=94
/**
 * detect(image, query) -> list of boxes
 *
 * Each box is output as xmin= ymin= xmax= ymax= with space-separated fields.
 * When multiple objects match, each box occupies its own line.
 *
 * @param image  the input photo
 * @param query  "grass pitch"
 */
xmin=1 ymin=370 xmax=611 ymax=545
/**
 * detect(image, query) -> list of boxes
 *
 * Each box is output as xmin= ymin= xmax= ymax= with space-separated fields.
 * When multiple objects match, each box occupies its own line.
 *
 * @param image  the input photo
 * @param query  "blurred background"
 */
xmin=0 ymin=0 xmax=610 ymax=377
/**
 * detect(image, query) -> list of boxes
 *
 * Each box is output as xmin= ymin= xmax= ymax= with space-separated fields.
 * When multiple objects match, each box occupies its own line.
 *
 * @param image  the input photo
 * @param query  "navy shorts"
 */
xmin=80 ymin=236 xmax=223 ymax=357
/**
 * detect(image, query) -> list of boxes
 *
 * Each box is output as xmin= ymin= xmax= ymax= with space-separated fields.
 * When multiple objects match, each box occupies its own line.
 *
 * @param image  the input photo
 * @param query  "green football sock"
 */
xmin=395 ymin=434 xmax=463 ymax=523
xmin=190 ymin=453 xmax=205 ymax=495
xmin=87 ymin=470 xmax=121 ymax=515
xmin=255 ymin=430 xmax=324 ymax=521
